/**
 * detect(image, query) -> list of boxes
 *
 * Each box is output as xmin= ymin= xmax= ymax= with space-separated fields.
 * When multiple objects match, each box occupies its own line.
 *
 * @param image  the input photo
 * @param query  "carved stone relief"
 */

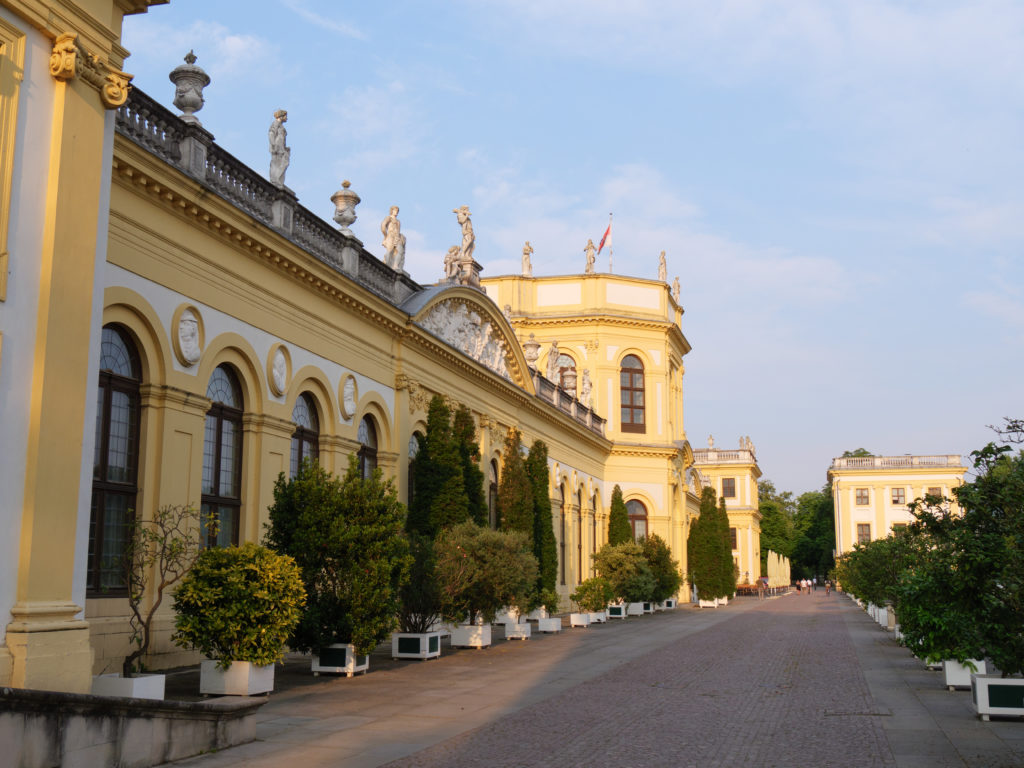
xmin=172 ymin=305 xmax=203 ymax=367
xmin=267 ymin=344 xmax=290 ymax=396
xmin=417 ymin=299 xmax=511 ymax=380
xmin=340 ymin=374 xmax=358 ymax=419
xmin=396 ymin=373 xmax=434 ymax=415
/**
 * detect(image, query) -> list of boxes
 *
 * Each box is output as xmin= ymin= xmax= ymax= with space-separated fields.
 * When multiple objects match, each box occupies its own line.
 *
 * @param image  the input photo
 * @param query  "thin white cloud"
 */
xmin=279 ymin=0 xmax=365 ymax=39
xmin=963 ymin=290 xmax=1024 ymax=334
xmin=124 ymin=21 xmax=281 ymax=81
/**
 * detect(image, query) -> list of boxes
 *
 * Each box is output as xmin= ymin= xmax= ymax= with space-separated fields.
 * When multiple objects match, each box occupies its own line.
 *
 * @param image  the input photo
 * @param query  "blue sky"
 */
xmin=121 ymin=1 xmax=1024 ymax=496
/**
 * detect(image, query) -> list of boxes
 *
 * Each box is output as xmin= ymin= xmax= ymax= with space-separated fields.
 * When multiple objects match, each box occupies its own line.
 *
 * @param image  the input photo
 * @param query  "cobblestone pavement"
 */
xmin=166 ymin=592 xmax=1024 ymax=768
xmin=383 ymin=593 xmax=894 ymax=768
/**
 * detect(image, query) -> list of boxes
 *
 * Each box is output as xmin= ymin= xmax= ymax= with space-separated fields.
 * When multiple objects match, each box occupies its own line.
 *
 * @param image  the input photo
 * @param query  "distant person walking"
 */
xmin=825 ymin=580 xmax=831 ymax=596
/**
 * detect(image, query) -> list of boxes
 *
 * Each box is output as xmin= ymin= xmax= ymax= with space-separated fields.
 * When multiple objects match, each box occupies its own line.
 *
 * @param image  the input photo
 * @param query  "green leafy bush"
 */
xmin=172 ymin=542 xmax=305 ymax=669
xmin=434 ymin=521 xmax=538 ymax=624
xmin=570 ymin=577 xmax=614 ymax=612
xmin=641 ymin=533 xmax=682 ymax=603
xmin=593 ymin=541 xmax=656 ymax=603
xmin=264 ymin=457 xmax=412 ymax=656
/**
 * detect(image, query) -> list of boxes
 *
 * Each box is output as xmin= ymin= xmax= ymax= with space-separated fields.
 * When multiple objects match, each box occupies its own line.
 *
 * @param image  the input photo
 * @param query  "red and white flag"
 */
xmin=597 ymin=220 xmax=612 ymax=254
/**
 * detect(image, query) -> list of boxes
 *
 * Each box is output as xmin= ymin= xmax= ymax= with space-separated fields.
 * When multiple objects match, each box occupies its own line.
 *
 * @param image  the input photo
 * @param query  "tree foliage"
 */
xmin=263 ymin=457 xmax=412 ymax=655
xmin=841 ymin=448 xmax=875 ymax=457
xmin=570 ymin=576 xmax=615 ymax=612
xmin=641 ymin=533 xmax=682 ymax=602
xmin=715 ymin=495 xmax=735 ymax=595
xmin=173 ymin=542 xmax=305 ymax=668
xmin=408 ymin=396 xmax=468 ymax=537
xmin=453 ymin=405 xmax=487 ymax=527
xmin=687 ymin=487 xmax=724 ymax=600
xmin=593 ymin=541 xmax=656 ymax=602
xmin=758 ymin=480 xmax=796 ymax=575
xmin=434 ymin=521 xmax=538 ymax=624
xmin=607 ymin=484 xmax=632 ymax=546
xmin=526 ymin=439 xmax=558 ymax=595
xmin=791 ymin=485 xmax=836 ymax=580
xmin=498 ymin=428 xmax=534 ymax=545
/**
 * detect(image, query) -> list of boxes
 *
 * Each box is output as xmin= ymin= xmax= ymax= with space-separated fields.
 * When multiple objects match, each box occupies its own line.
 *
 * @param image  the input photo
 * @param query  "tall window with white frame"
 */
xmin=856 ymin=523 xmax=871 ymax=544
xmin=627 ymin=499 xmax=648 ymax=540
xmin=358 ymin=416 xmax=378 ymax=479
xmin=591 ymin=493 xmax=598 ymax=577
xmin=290 ymin=393 xmax=319 ymax=477
xmin=408 ymin=432 xmax=422 ymax=507
xmin=559 ymin=485 xmax=566 ymax=586
xmin=576 ymin=488 xmax=583 ymax=584
xmin=202 ymin=365 xmax=243 ymax=547
xmin=88 ymin=325 xmax=141 ymax=595
xmin=488 ymin=459 xmax=499 ymax=529
xmin=620 ymin=355 xmax=645 ymax=433
xmin=721 ymin=477 xmax=736 ymax=498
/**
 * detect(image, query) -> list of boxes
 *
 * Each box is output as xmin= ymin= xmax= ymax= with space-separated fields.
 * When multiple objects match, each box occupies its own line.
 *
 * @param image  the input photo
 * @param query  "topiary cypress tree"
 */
xmin=408 ymin=395 xmax=468 ymax=536
xmin=607 ymin=484 xmax=632 ymax=546
xmin=716 ymin=495 xmax=735 ymax=597
xmin=526 ymin=439 xmax=557 ymax=595
xmin=498 ymin=428 xmax=534 ymax=546
xmin=687 ymin=486 xmax=718 ymax=601
xmin=452 ymin=405 xmax=488 ymax=527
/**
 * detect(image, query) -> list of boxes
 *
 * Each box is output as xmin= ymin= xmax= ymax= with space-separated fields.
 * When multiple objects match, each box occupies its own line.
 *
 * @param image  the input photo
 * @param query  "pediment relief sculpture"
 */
xmin=417 ymin=299 xmax=512 ymax=380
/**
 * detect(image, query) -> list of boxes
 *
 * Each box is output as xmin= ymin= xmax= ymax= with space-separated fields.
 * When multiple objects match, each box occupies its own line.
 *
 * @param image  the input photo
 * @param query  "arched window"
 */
xmin=290 ymin=393 xmax=319 ymax=477
xmin=559 ymin=485 xmax=567 ymax=586
xmin=358 ymin=416 xmax=378 ymax=479
xmin=556 ymin=353 xmax=576 ymax=390
xmin=620 ymin=354 xmax=645 ymax=433
xmin=627 ymin=499 xmax=648 ymax=541
xmin=576 ymin=488 xmax=583 ymax=584
xmin=202 ymin=365 xmax=243 ymax=547
xmin=88 ymin=325 xmax=141 ymax=594
xmin=408 ymin=432 xmax=422 ymax=506
xmin=591 ymin=493 xmax=598 ymax=577
xmin=488 ymin=459 xmax=499 ymax=530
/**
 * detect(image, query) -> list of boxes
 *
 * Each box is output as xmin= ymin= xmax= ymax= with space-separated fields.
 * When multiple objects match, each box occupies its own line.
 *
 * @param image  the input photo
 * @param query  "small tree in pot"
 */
xmin=571 ymin=577 xmax=614 ymax=613
xmin=434 ymin=522 xmax=538 ymax=626
xmin=593 ymin=541 xmax=656 ymax=603
xmin=172 ymin=542 xmax=305 ymax=669
xmin=264 ymin=457 xmax=412 ymax=659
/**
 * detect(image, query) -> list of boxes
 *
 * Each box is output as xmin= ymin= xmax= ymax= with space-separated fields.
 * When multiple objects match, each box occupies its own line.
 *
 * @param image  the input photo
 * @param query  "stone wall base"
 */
xmin=0 ymin=686 xmax=265 ymax=768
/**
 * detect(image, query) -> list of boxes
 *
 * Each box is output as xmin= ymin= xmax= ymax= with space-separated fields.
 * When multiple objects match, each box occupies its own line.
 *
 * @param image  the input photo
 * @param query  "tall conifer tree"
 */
xmin=408 ymin=396 xmax=468 ymax=536
xmin=452 ymin=405 xmax=487 ymax=527
xmin=497 ymin=428 xmax=533 ymax=545
xmin=526 ymin=439 xmax=557 ymax=594
xmin=687 ymin=486 xmax=718 ymax=600
xmin=717 ymin=495 xmax=735 ymax=596
xmin=607 ymin=485 xmax=632 ymax=546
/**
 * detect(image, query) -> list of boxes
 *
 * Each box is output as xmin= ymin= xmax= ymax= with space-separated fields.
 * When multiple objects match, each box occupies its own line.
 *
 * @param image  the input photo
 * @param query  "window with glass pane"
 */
xmin=855 ymin=488 xmax=869 ymax=505
xmin=722 ymin=477 xmax=736 ymax=498
xmin=88 ymin=325 xmax=140 ymax=594
xmin=627 ymin=499 xmax=647 ymax=540
xmin=576 ymin=490 xmax=583 ymax=584
xmin=290 ymin=393 xmax=319 ymax=477
xmin=559 ymin=486 xmax=566 ymax=586
xmin=857 ymin=523 xmax=871 ymax=544
xmin=927 ymin=486 xmax=941 ymax=498
xmin=730 ymin=527 xmax=738 ymax=550
xmin=488 ymin=460 xmax=499 ymax=529
xmin=408 ymin=432 xmax=422 ymax=507
xmin=591 ymin=494 xmax=598 ymax=576
xmin=358 ymin=416 xmax=378 ymax=479
xmin=891 ymin=487 xmax=906 ymax=505
xmin=620 ymin=355 xmax=645 ymax=433
xmin=202 ymin=365 xmax=243 ymax=547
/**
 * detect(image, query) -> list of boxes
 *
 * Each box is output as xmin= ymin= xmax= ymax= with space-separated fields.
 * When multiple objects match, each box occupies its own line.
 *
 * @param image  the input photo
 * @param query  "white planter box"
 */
xmin=200 ymin=660 xmax=274 ymax=696
xmin=664 ymin=599 xmax=677 ymax=609
xmin=526 ymin=608 xmax=548 ymax=621
xmin=607 ymin=604 xmax=627 ymax=619
xmin=493 ymin=607 xmax=519 ymax=625
xmin=642 ymin=602 xmax=655 ymax=614
xmin=972 ymin=674 xmax=1024 ymax=720
xmin=944 ymin=659 xmax=987 ymax=690
xmin=570 ymin=612 xmax=591 ymax=627
xmin=450 ymin=623 xmax=492 ymax=648
xmin=626 ymin=602 xmax=644 ymax=616
xmin=391 ymin=631 xmax=442 ymax=660
xmin=90 ymin=673 xmax=165 ymax=700
xmin=537 ymin=617 xmax=562 ymax=633
xmin=589 ymin=611 xmax=607 ymax=623
xmin=718 ymin=597 xmax=729 ymax=606
xmin=312 ymin=643 xmax=370 ymax=677
xmin=504 ymin=621 xmax=531 ymax=640
xmin=698 ymin=599 xmax=718 ymax=608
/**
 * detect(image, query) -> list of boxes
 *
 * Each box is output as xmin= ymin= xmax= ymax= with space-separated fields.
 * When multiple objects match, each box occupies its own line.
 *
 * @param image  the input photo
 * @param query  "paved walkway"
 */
xmin=163 ymin=592 xmax=1024 ymax=768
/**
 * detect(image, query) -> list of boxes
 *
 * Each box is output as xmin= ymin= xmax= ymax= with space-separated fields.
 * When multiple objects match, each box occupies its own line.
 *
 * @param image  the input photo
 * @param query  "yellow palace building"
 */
xmin=828 ymin=454 xmax=966 ymax=556
xmin=0 ymin=0 xmax=760 ymax=693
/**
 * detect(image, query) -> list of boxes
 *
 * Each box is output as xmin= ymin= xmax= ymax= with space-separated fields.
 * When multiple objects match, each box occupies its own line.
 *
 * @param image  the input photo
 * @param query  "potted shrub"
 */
xmin=172 ymin=542 xmax=304 ymax=695
xmin=434 ymin=522 xmax=538 ymax=648
xmin=534 ymin=589 xmax=562 ymax=633
xmin=572 ymin=577 xmax=614 ymax=626
xmin=91 ymin=503 xmax=207 ymax=700
xmin=264 ymin=458 xmax=412 ymax=675
xmin=593 ymin=541 xmax=656 ymax=616
xmin=393 ymin=532 xmax=445 ymax=660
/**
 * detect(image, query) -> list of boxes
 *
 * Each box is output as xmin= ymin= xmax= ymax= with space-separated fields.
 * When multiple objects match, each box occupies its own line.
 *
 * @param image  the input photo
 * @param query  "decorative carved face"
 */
xmin=272 ymin=349 xmax=287 ymax=392
xmin=178 ymin=310 xmax=201 ymax=365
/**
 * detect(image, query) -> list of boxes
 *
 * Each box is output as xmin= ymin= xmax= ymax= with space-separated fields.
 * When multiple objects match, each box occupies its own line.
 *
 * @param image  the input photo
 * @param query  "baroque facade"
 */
xmin=0 ymin=1 xmax=760 ymax=693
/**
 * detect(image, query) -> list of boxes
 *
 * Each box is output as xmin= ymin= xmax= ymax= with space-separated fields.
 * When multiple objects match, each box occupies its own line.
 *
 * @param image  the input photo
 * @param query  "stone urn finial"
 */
xmin=522 ymin=333 xmax=540 ymax=366
xmin=331 ymin=180 xmax=361 ymax=236
xmin=169 ymin=50 xmax=211 ymax=126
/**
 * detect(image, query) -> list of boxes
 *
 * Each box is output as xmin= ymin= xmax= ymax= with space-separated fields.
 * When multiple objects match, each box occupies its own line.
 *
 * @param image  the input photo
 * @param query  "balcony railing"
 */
xmin=692 ymin=448 xmax=755 ymax=464
xmin=830 ymin=455 xmax=964 ymax=470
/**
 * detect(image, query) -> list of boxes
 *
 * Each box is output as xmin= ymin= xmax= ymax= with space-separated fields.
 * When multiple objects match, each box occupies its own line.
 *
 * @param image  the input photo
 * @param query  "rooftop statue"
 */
xmin=454 ymin=206 xmax=475 ymax=263
xmin=672 ymin=276 xmax=680 ymax=302
xmin=444 ymin=245 xmax=460 ymax=281
xmin=522 ymin=241 xmax=533 ymax=276
xmin=580 ymin=368 xmax=593 ymax=407
xmin=707 ymin=433 xmax=714 ymax=449
xmin=584 ymin=239 xmax=596 ymax=274
xmin=658 ymin=250 xmax=667 ymax=282
xmin=546 ymin=340 xmax=560 ymax=382
xmin=380 ymin=205 xmax=406 ymax=271
xmin=268 ymin=109 xmax=290 ymax=187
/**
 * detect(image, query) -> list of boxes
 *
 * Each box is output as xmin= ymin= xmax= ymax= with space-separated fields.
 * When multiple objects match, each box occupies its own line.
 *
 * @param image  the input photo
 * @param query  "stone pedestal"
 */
xmin=6 ymin=602 xmax=93 ymax=693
